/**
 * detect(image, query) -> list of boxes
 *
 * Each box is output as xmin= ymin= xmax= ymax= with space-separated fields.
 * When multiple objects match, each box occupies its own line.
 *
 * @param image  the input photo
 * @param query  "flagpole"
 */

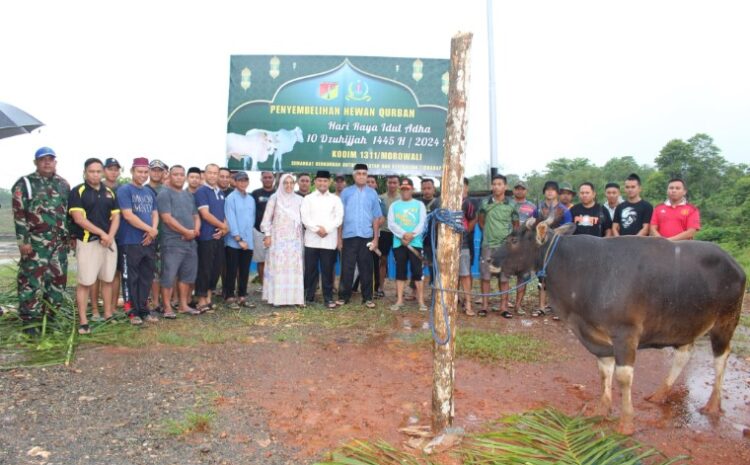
xmin=487 ymin=0 xmax=499 ymax=180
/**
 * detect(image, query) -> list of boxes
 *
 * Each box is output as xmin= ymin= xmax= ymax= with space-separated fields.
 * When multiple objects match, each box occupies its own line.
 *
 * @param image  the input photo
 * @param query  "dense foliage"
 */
xmin=468 ymin=133 xmax=749 ymax=272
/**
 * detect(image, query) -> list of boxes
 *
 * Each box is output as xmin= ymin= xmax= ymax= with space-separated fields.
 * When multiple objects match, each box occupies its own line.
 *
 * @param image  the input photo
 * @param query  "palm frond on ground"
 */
xmin=0 ymin=290 xmax=88 ymax=369
xmin=462 ymin=408 xmax=689 ymax=465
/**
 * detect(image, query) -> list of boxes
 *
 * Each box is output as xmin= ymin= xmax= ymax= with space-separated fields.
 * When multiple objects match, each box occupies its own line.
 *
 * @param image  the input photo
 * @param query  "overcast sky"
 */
xmin=1 ymin=0 xmax=748 ymax=189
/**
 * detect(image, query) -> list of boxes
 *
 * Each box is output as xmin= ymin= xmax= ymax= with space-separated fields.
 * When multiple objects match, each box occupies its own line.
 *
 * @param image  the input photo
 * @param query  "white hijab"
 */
xmin=272 ymin=173 xmax=302 ymax=227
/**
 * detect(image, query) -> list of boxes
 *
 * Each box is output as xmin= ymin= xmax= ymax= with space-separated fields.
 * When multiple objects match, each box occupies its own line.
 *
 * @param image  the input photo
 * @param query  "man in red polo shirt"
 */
xmin=650 ymin=178 xmax=701 ymax=240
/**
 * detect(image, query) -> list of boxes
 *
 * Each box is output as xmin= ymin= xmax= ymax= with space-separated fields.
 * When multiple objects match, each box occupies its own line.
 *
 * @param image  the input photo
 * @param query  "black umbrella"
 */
xmin=0 ymin=102 xmax=44 ymax=140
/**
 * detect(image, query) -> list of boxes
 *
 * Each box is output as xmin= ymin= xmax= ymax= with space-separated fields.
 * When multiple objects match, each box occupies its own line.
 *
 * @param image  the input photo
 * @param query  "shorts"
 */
xmin=76 ymin=239 xmax=118 ymax=286
xmin=153 ymin=242 xmax=161 ymax=280
xmin=379 ymin=231 xmax=394 ymax=260
xmin=160 ymin=246 xmax=198 ymax=287
xmin=393 ymin=245 xmax=423 ymax=281
xmin=459 ymin=248 xmax=472 ymax=277
xmin=252 ymin=228 xmax=268 ymax=263
xmin=480 ymin=246 xmax=509 ymax=282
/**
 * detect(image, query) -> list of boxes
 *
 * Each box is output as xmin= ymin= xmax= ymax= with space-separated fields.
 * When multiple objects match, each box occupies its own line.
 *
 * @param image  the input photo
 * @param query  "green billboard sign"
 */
xmin=226 ymin=55 xmax=449 ymax=175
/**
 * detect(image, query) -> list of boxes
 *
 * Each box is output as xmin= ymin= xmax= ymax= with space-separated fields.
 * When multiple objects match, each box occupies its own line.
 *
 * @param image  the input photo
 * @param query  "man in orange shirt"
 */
xmin=650 ymin=178 xmax=701 ymax=240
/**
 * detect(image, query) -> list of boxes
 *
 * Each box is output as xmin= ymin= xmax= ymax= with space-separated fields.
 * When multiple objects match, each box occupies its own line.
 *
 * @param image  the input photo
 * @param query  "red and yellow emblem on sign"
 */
xmin=319 ymin=82 xmax=339 ymax=100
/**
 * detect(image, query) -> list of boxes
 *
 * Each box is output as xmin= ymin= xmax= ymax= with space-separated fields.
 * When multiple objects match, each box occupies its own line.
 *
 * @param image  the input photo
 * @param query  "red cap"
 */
xmin=132 ymin=157 xmax=149 ymax=168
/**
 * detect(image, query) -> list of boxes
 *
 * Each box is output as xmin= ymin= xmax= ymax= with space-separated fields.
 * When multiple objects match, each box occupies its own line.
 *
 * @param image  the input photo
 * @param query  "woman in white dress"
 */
xmin=260 ymin=173 xmax=304 ymax=306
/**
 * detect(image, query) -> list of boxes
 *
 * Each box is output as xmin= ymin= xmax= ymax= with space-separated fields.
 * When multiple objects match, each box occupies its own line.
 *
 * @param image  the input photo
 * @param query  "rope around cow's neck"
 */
xmin=426 ymin=208 xmax=563 ymax=345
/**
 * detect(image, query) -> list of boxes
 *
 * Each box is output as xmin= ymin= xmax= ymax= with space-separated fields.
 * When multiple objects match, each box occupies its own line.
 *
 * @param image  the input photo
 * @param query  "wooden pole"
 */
xmin=432 ymin=31 xmax=473 ymax=433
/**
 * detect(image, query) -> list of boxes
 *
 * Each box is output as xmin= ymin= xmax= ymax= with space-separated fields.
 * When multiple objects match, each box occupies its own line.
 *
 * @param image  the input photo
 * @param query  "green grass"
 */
xmin=411 ymin=328 xmax=550 ymax=364
xmin=159 ymin=389 xmax=219 ymax=436
xmin=0 ymin=207 xmax=15 ymax=237
xmin=740 ymin=313 xmax=750 ymax=328
xmin=456 ymin=329 xmax=549 ymax=363
xmin=732 ymin=331 xmax=750 ymax=357
xmin=272 ymin=326 xmax=304 ymax=343
xmin=161 ymin=409 xmax=216 ymax=436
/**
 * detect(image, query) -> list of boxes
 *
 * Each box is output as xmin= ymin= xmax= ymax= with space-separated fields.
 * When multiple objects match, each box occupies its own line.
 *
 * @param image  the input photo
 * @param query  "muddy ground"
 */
xmin=1 ymin=290 xmax=749 ymax=465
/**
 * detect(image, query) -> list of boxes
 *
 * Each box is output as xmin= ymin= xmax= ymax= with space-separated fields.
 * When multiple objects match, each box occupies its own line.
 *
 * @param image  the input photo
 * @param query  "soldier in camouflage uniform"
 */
xmin=12 ymin=147 xmax=71 ymax=324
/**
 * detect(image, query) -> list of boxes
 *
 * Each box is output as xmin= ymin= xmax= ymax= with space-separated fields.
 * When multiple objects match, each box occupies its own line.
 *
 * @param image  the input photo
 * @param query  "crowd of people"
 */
xmin=11 ymin=147 xmax=701 ymax=334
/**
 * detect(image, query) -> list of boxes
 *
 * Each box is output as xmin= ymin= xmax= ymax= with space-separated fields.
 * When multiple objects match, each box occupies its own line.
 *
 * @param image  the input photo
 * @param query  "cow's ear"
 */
xmin=554 ymin=223 xmax=576 ymax=236
xmin=524 ymin=217 xmax=537 ymax=230
xmin=535 ymin=222 xmax=549 ymax=245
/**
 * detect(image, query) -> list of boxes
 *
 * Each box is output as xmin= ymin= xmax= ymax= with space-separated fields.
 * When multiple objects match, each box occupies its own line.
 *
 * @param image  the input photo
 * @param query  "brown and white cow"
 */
xmin=492 ymin=219 xmax=746 ymax=434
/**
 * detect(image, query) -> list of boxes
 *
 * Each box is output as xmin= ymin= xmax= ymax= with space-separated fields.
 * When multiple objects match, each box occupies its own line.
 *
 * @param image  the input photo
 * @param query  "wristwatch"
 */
xmin=234 ymin=235 xmax=242 ymax=242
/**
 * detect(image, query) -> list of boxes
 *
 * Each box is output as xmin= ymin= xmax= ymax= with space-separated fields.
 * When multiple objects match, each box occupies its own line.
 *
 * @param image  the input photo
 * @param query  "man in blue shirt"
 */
xmin=194 ymin=164 xmax=228 ymax=312
xmin=224 ymin=171 xmax=256 ymax=308
xmin=117 ymin=157 xmax=159 ymax=325
xmin=336 ymin=163 xmax=383 ymax=308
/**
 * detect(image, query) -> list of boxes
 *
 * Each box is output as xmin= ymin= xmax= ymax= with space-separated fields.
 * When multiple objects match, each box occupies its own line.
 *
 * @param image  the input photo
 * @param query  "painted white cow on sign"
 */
xmin=226 ymin=129 xmax=277 ymax=171
xmin=269 ymin=127 xmax=304 ymax=172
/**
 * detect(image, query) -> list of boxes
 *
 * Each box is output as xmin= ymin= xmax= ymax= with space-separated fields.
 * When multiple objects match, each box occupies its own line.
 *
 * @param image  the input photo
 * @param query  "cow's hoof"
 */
xmin=592 ymin=404 xmax=611 ymax=418
xmin=615 ymin=421 xmax=635 ymax=436
xmin=644 ymin=389 xmax=669 ymax=404
xmin=699 ymin=403 xmax=722 ymax=416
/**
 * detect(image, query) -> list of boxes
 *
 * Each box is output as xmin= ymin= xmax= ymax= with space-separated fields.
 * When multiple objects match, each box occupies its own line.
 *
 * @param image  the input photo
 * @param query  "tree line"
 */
xmin=468 ymin=133 xmax=749 ymax=271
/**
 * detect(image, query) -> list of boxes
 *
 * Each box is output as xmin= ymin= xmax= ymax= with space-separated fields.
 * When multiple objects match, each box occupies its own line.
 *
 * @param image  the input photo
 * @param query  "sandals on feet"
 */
xmin=179 ymin=307 xmax=201 ymax=315
xmin=364 ymin=301 xmax=376 ymax=309
xmin=196 ymin=304 xmax=211 ymax=314
xmin=129 ymin=315 xmax=143 ymax=326
xmin=326 ymin=301 xmax=337 ymax=309
xmin=531 ymin=308 xmax=546 ymax=317
xmin=477 ymin=308 xmax=489 ymax=317
xmin=163 ymin=311 xmax=177 ymax=319
xmin=78 ymin=324 xmax=91 ymax=335
xmin=500 ymin=310 xmax=513 ymax=319
xmin=390 ymin=303 xmax=403 ymax=312
xmin=419 ymin=304 xmax=428 ymax=312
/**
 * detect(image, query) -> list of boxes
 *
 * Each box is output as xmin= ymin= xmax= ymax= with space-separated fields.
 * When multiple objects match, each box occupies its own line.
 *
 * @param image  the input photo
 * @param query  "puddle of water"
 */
xmin=661 ymin=338 xmax=750 ymax=433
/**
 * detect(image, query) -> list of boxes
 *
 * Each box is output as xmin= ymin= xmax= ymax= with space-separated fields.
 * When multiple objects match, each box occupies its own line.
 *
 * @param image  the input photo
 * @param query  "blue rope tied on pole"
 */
xmin=427 ymin=209 xmax=563 ymax=346
xmin=427 ymin=208 xmax=465 ymax=346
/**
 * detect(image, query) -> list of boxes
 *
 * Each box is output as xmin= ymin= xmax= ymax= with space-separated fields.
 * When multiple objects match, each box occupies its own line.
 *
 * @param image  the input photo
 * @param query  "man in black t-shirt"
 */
xmin=612 ymin=173 xmax=652 ymax=236
xmin=570 ymin=182 xmax=612 ymax=237
xmin=69 ymin=158 xmax=121 ymax=333
xmin=251 ymin=171 xmax=276 ymax=287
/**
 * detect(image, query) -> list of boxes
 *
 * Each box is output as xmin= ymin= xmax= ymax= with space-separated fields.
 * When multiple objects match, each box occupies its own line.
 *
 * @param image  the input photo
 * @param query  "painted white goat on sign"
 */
xmin=268 ymin=127 xmax=303 ymax=172
xmin=226 ymin=129 xmax=276 ymax=171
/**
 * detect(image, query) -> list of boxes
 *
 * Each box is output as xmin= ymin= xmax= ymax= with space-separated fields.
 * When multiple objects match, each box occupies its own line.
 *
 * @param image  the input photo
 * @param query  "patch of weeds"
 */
xmin=201 ymin=328 xmax=229 ymax=344
xmin=740 ymin=313 xmax=750 ymax=328
xmin=161 ymin=409 xmax=216 ymax=436
xmin=233 ymin=312 xmax=257 ymax=326
xmin=299 ymin=306 xmax=395 ymax=331
xmin=157 ymin=330 xmax=197 ymax=347
xmin=272 ymin=326 xmax=304 ymax=343
xmin=160 ymin=389 xmax=219 ymax=436
xmin=408 ymin=328 xmax=549 ymax=364
xmin=733 ymin=331 xmax=750 ymax=357
xmin=457 ymin=329 xmax=548 ymax=363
